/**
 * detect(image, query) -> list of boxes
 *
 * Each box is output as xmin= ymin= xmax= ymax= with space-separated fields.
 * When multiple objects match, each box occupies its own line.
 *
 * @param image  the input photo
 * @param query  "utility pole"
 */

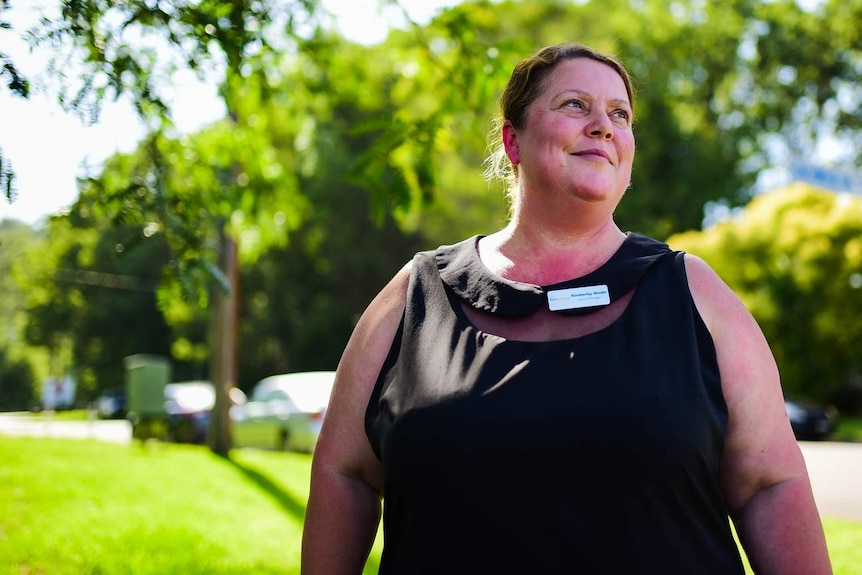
xmin=208 ymin=223 xmax=238 ymax=457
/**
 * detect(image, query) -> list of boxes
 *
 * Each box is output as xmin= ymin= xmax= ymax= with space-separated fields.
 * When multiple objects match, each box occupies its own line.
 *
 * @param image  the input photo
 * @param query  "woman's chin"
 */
xmin=566 ymin=182 xmax=625 ymax=206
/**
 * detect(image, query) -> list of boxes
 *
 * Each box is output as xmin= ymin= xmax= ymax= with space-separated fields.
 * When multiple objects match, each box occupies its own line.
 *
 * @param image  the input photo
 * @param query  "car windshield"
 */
xmin=165 ymin=382 xmax=214 ymax=413
xmin=251 ymin=372 xmax=335 ymax=411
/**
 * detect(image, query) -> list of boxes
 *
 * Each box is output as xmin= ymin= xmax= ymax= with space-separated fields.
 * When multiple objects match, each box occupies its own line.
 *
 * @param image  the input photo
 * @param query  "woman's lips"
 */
xmin=573 ymin=148 xmax=612 ymax=163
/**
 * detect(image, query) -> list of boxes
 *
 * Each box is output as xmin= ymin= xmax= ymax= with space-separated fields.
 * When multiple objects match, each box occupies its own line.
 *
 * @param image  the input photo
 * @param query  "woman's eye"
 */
xmin=566 ymin=100 xmax=585 ymax=110
xmin=612 ymin=110 xmax=631 ymax=122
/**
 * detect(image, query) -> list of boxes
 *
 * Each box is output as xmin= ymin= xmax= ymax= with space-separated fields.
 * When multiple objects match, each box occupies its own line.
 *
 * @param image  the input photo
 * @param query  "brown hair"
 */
xmin=485 ymin=43 xmax=635 ymax=192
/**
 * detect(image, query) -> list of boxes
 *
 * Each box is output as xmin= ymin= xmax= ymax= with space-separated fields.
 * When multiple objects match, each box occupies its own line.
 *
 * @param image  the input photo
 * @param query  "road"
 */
xmin=0 ymin=412 xmax=860 ymax=522
xmin=799 ymin=441 xmax=862 ymax=522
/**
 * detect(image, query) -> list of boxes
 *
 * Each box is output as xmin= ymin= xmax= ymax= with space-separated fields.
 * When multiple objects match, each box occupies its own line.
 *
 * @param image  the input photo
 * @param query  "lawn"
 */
xmin=0 ymin=436 xmax=859 ymax=574
xmin=833 ymin=415 xmax=862 ymax=442
xmin=0 ymin=437 xmax=381 ymax=575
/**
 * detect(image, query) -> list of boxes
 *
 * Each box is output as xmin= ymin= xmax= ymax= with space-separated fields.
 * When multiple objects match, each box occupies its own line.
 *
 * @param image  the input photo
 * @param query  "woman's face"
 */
xmin=503 ymin=58 xmax=635 ymax=207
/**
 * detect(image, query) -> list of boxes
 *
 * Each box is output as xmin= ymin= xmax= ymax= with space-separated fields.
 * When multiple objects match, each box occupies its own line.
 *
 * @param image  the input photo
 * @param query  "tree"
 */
xmin=1 ymin=0 xmax=29 ymax=203
xmin=13 ymin=0 xmax=862 ymax=241
xmin=237 ymin=39 xmax=429 ymax=384
xmin=22 ymin=0 xmax=334 ymax=455
xmin=15 ymin=219 xmax=81 ymax=388
xmin=668 ymin=184 xmax=862 ymax=410
xmin=17 ymin=212 xmax=191 ymax=399
xmin=0 ymin=219 xmax=39 ymax=408
xmin=30 ymin=0 xmax=503 ymax=455
xmin=65 ymin=30 xmax=428 ymax=391
xmin=735 ymin=0 xmax=862 ymax=162
xmin=9 ymin=0 xmax=862 ymax=452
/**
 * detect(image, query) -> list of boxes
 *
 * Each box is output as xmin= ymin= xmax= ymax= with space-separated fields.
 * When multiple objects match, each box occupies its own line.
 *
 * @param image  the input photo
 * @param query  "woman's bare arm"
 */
xmin=686 ymin=254 xmax=831 ymax=574
xmin=301 ymin=264 xmax=411 ymax=574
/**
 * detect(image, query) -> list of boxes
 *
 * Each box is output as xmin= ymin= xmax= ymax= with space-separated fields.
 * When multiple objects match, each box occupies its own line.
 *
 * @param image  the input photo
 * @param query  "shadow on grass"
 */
xmin=223 ymin=456 xmax=307 ymax=523
xmin=220 ymin=455 xmax=382 ymax=574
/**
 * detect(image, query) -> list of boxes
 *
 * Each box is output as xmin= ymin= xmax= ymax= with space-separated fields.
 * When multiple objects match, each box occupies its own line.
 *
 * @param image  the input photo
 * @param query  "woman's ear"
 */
xmin=502 ymin=120 xmax=520 ymax=165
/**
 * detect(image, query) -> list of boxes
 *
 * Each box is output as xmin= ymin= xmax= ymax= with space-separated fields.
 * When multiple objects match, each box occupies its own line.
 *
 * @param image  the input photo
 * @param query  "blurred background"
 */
xmin=1 ymin=0 xmax=860 ymax=437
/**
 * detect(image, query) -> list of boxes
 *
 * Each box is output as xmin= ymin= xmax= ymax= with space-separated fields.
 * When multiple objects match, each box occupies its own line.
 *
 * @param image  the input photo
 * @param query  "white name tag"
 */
xmin=547 ymin=284 xmax=611 ymax=311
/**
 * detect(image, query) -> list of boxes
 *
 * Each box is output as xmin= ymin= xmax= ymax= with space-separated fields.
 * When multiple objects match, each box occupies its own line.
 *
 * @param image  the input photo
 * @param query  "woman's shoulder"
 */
xmin=681 ymin=254 xmax=735 ymax=305
xmin=363 ymin=260 xmax=413 ymax=329
xmin=681 ymin=254 xmax=740 ymax=326
xmin=681 ymin=254 xmax=771 ymax=369
xmin=373 ymin=236 xmax=480 ymax=317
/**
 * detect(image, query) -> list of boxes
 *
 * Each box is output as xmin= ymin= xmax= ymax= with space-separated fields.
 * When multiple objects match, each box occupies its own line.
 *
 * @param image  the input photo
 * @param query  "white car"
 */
xmin=231 ymin=371 xmax=336 ymax=453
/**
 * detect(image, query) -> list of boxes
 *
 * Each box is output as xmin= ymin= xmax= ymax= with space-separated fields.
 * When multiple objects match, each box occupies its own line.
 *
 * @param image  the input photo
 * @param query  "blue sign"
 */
xmin=789 ymin=160 xmax=862 ymax=196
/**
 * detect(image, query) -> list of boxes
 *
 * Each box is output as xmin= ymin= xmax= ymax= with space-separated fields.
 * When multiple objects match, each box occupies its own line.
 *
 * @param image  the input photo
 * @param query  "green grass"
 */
xmin=734 ymin=519 xmax=862 ymax=575
xmin=1 ymin=437 xmax=859 ymax=574
xmin=833 ymin=415 xmax=862 ymax=442
xmin=0 ymin=437 xmax=381 ymax=575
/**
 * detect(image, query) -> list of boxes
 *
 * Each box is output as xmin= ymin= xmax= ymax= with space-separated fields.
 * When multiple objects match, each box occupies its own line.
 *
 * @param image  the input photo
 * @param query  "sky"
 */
xmin=0 ymin=0 xmax=460 ymax=225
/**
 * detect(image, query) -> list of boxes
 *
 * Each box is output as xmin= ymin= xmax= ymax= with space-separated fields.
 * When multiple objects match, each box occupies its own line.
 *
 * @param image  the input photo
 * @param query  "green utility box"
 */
xmin=124 ymin=354 xmax=172 ymax=419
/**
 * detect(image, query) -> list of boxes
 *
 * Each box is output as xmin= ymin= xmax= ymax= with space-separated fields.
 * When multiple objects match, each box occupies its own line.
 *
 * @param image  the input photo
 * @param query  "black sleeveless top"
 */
xmin=365 ymin=234 xmax=744 ymax=574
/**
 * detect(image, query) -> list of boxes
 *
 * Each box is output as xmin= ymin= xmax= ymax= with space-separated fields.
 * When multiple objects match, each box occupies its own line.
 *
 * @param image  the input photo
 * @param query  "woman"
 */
xmin=302 ymin=43 xmax=832 ymax=574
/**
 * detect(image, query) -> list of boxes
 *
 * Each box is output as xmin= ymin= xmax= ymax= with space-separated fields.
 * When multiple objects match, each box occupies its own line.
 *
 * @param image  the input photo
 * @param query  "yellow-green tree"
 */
xmin=669 ymin=184 xmax=862 ymax=410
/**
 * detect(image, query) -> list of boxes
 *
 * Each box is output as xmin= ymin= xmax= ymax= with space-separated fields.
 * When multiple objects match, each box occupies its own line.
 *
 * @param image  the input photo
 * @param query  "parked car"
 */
xmin=231 ymin=371 xmax=336 ymax=453
xmin=162 ymin=381 xmax=248 ymax=444
xmin=784 ymin=399 xmax=838 ymax=441
xmin=164 ymin=381 xmax=216 ymax=444
xmin=95 ymin=387 xmax=126 ymax=419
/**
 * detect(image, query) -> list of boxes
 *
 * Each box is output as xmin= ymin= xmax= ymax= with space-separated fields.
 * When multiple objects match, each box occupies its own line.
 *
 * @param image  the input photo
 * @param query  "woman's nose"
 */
xmin=587 ymin=112 xmax=614 ymax=139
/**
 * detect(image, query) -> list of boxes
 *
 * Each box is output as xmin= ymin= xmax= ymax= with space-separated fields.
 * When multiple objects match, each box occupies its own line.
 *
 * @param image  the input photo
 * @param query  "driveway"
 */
xmin=0 ymin=412 xmax=132 ymax=443
xmin=0 ymin=412 xmax=859 ymax=521
xmin=799 ymin=441 xmax=862 ymax=522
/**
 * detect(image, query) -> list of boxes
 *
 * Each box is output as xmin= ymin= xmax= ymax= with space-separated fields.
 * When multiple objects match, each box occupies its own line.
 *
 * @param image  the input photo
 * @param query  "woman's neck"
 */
xmin=478 ymin=219 xmax=626 ymax=286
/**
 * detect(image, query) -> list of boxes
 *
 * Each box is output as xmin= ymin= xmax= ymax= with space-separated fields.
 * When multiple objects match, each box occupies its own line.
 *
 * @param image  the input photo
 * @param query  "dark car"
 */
xmin=95 ymin=387 xmax=126 ymax=419
xmin=163 ymin=381 xmax=247 ymax=444
xmin=164 ymin=381 xmax=216 ymax=444
xmin=784 ymin=399 xmax=838 ymax=441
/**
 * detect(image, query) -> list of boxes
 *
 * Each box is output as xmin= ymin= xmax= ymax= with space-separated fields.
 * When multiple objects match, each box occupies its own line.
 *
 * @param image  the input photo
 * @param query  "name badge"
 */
xmin=547 ymin=284 xmax=610 ymax=311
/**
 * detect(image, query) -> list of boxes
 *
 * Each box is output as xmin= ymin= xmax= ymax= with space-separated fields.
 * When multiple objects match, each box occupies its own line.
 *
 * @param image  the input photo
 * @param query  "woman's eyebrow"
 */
xmin=553 ymin=89 xmax=631 ymax=108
